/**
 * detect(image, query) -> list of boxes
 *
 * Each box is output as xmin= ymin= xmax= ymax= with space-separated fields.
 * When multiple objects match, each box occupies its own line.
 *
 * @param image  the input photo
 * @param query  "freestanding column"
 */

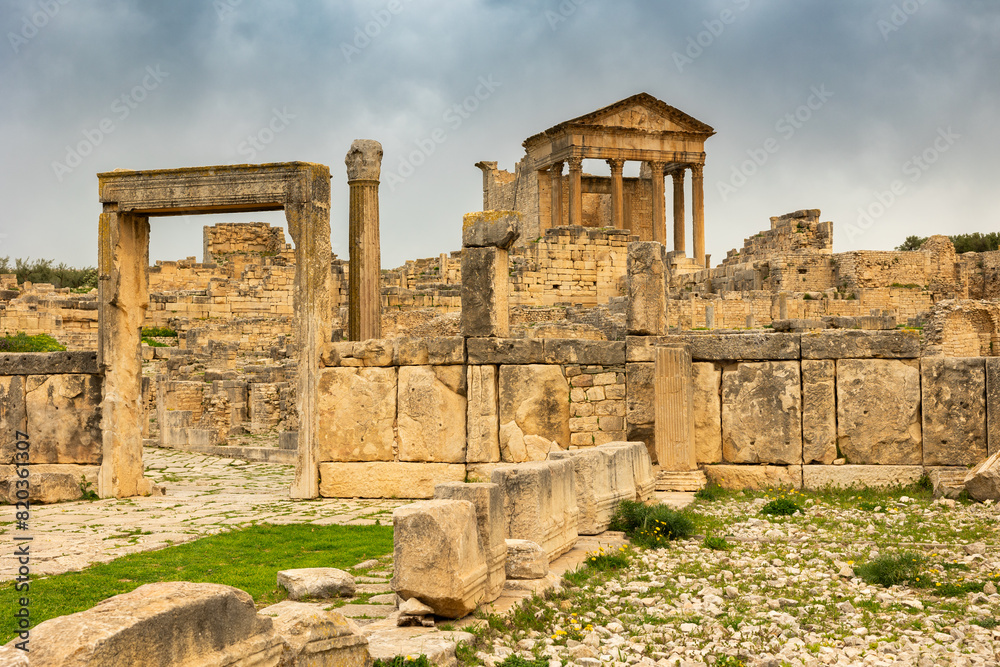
xmin=550 ymin=162 xmax=564 ymax=229
xmin=650 ymin=162 xmax=666 ymax=245
xmin=691 ymin=163 xmax=706 ymax=267
xmin=672 ymin=168 xmax=686 ymax=255
xmin=654 ymin=345 xmax=696 ymax=471
xmin=346 ymin=140 xmax=383 ymax=341
xmin=567 ymin=157 xmax=583 ymax=227
xmin=608 ymin=158 xmax=625 ymax=230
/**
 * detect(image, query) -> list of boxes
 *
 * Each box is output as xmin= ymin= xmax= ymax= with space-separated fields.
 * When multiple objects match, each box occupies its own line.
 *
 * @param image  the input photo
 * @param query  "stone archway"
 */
xmin=97 ymin=163 xmax=332 ymax=499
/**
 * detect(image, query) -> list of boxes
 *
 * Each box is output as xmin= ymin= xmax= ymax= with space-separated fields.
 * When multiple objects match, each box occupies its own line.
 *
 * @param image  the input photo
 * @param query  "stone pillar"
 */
xmin=671 ymin=168 xmax=686 ymax=255
xmin=439 ymin=253 xmax=448 ymax=284
xmin=567 ymin=157 xmax=583 ymax=227
xmin=988 ymin=358 xmax=999 ymax=456
xmin=691 ymin=164 xmax=706 ymax=267
xmin=649 ymin=162 xmax=666 ymax=245
xmin=705 ymin=304 xmax=715 ymax=330
xmin=461 ymin=211 xmax=521 ymax=338
xmin=608 ymin=158 xmax=625 ymax=230
xmin=779 ymin=293 xmax=789 ymax=320
xmin=549 ymin=162 xmax=564 ymax=230
xmin=654 ymin=345 xmax=696 ymax=471
xmin=346 ymin=139 xmax=383 ymax=342
xmin=746 ymin=314 xmax=755 ymax=329
xmin=626 ymin=242 xmax=667 ymax=336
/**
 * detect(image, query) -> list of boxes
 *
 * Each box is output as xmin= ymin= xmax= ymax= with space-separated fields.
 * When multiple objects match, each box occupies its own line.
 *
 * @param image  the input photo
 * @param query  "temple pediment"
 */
xmin=559 ymin=93 xmax=715 ymax=136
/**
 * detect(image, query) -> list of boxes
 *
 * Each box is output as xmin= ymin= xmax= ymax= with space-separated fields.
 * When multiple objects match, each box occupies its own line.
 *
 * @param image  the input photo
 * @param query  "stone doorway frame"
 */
xmin=97 ymin=162 xmax=332 ymax=499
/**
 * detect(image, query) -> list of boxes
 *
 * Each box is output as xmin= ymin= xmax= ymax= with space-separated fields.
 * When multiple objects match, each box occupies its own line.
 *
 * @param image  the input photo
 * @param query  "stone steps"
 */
xmin=656 ymin=470 xmax=707 ymax=492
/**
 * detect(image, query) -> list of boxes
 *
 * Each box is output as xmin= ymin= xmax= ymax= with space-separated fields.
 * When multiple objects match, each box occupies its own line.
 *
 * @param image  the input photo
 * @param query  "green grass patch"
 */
xmin=610 ymin=500 xmax=695 ymax=548
xmin=760 ymin=498 xmax=802 ymax=516
xmin=0 ymin=332 xmax=66 ymax=352
xmin=694 ymin=482 xmax=729 ymax=501
xmin=141 ymin=326 xmax=178 ymax=338
xmin=0 ymin=523 xmax=392 ymax=643
xmin=141 ymin=337 xmax=168 ymax=347
xmin=374 ymin=655 xmax=434 ymax=667
xmin=702 ymin=535 xmax=730 ymax=551
xmin=854 ymin=552 xmax=923 ymax=588
xmin=584 ymin=545 xmax=631 ymax=570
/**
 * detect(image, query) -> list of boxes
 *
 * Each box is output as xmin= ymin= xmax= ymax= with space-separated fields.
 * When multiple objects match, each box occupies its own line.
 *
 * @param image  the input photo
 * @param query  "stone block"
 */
xmin=498 ymin=365 xmax=570 ymax=459
xmin=462 ymin=211 xmax=521 ymax=250
xmin=317 ymin=367 xmax=396 ymax=462
xmin=0 ymin=376 xmax=26 ymax=463
xmin=505 ymin=540 xmax=548 ymax=579
xmin=989 ymin=358 xmax=1000 ymax=457
xmin=549 ymin=448 xmax=626 ymax=535
xmin=394 ymin=336 xmax=466 ymax=366
xmin=160 ymin=410 xmax=192 ymax=448
xmin=279 ymin=431 xmax=298 ymax=450
xmin=19 ymin=582 xmax=283 ymax=666
xmin=626 ymin=242 xmax=667 ymax=336
xmin=277 ymin=568 xmax=356 ymax=600
xmin=837 ymin=360 xmax=921 ymax=465
xmin=625 ymin=362 xmax=654 ymax=456
xmin=391 ymin=499 xmax=488 ymax=618
xmin=467 ymin=338 xmax=545 ymax=365
xmin=398 ymin=366 xmax=467 ymax=463
xmin=802 ymin=360 xmax=837 ymax=465
xmin=801 ymin=330 xmax=921 ymax=359
xmin=626 ymin=333 xmax=800 ymax=362
xmin=319 ymin=462 xmax=466 ymax=499
xmin=599 ymin=441 xmax=656 ymax=501
xmin=721 ymin=362 xmax=802 ymax=465
xmin=693 ymin=362 xmax=722 ymax=464
xmin=461 ymin=247 xmax=509 ymax=338
xmin=434 ymin=482 xmax=506 ymax=602
xmin=542 ymin=339 xmax=625 ymax=366
xmin=922 ymin=357 xmax=987 ymax=466
xmin=654 ymin=346 xmax=695 ymax=471
xmin=0 ymin=646 xmax=27 ymax=666
xmin=491 ymin=459 xmax=579 ymax=561
xmin=703 ymin=465 xmax=803 ymax=490
xmin=0 ymin=464 xmax=100 ymax=504
xmin=964 ymin=452 xmax=1000 ymax=502
xmin=467 ymin=365 xmax=500 ymax=463
xmin=260 ymin=601 xmax=370 ymax=667
xmin=23 ymin=374 xmax=102 ymax=464
xmin=802 ymin=465 xmax=925 ymax=490
xmin=0 ymin=351 xmax=98 ymax=375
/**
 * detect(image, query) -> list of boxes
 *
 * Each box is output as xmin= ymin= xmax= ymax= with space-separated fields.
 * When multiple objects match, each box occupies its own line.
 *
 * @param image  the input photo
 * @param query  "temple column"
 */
xmin=346 ymin=139 xmax=383 ymax=341
xmin=608 ymin=158 xmax=625 ymax=230
xmin=692 ymin=163 xmax=706 ymax=267
xmin=650 ymin=161 xmax=666 ymax=245
xmin=550 ymin=161 xmax=564 ymax=230
xmin=567 ymin=157 xmax=583 ymax=227
xmin=672 ymin=167 xmax=686 ymax=255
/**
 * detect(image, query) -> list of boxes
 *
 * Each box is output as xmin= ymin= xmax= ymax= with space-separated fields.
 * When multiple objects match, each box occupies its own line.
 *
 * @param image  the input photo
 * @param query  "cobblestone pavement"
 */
xmin=1 ymin=447 xmax=407 ymax=580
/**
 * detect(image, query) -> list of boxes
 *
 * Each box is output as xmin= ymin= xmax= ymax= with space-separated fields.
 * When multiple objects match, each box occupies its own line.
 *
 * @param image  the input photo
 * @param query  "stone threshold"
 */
xmin=153 ymin=442 xmax=296 ymax=465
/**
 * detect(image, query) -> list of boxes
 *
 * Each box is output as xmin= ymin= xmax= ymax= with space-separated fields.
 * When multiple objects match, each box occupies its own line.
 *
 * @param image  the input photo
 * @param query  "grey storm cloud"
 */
xmin=1 ymin=0 xmax=998 ymax=269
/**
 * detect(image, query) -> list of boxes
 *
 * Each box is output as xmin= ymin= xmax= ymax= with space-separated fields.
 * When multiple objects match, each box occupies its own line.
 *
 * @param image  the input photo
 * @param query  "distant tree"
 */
xmin=894 ymin=233 xmax=1000 ymax=254
xmin=895 ymin=236 xmax=928 ymax=251
xmin=0 ymin=257 xmax=97 ymax=290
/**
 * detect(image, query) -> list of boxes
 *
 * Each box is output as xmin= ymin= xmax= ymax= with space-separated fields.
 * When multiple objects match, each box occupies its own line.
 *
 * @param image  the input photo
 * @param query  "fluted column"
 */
xmin=654 ymin=345 xmax=696 ymax=471
xmin=672 ymin=167 xmax=686 ymax=255
xmin=550 ymin=161 xmax=564 ymax=230
xmin=650 ymin=161 xmax=666 ymax=245
xmin=346 ymin=139 xmax=383 ymax=341
xmin=692 ymin=163 xmax=706 ymax=267
xmin=567 ymin=157 xmax=583 ymax=227
xmin=608 ymin=158 xmax=625 ymax=230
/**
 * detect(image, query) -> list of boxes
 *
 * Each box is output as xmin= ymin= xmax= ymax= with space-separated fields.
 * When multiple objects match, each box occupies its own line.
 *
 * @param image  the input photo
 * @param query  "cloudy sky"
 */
xmin=1 ymin=0 xmax=998 ymax=270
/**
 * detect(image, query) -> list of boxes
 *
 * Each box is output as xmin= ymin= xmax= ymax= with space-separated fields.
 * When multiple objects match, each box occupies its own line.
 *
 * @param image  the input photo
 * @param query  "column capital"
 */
xmin=649 ymin=161 xmax=667 ymax=175
xmin=550 ymin=160 xmax=565 ymax=174
xmin=670 ymin=165 xmax=687 ymax=179
xmin=567 ymin=156 xmax=584 ymax=170
xmin=690 ymin=163 xmax=704 ymax=179
xmin=607 ymin=157 xmax=625 ymax=173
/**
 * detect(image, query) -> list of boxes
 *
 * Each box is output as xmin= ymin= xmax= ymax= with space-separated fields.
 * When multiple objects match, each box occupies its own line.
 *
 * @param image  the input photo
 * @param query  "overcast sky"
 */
xmin=1 ymin=0 xmax=998 ymax=270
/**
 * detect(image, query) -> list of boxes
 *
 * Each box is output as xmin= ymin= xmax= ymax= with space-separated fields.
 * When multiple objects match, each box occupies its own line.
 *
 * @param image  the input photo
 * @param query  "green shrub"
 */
xmin=694 ymin=482 xmax=727 ymax=501
xmin=760 ymin=498 xmax=801 ymax=516
xmin=373 ymin=655 xmax=433 ymax=667
xmin=585 ymin=545 xmax=631 ymax=571
xmin=496 ymin=654 xmax=550 ymax=667
xmin=854 ymin=552 xmax=923 ymax=587
xmin=610 ymin=500 xmax=695 ymax=548
xmin=141 ymin=326 xmax=178 ymax=338
xmin=0 ymin=332 xmax=66 ymax=352
xmin=703 ymin=535 xmax=730 ymax=551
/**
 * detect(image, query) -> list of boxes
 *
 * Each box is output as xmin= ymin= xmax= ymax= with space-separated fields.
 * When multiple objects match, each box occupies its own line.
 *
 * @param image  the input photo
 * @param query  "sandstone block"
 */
xmin=319 ymin=462 xmax=466 ymax=499
xmin=434 ymin=482 xmax=506 ymax=602
xmin=801 ymin=330 xmax=921 ymax=359
xmin=626 ymin=242 xmax=667 ymax=336
xmin=549 ymin=448 xmax=626 ymax=534
xmin=803 ymin=465 xmax=925 ymax=490
xmin=654 ymin=346 xmax=695 ymax=471
xmin=627 ymin=333 xmax=800 ymax=363
xmin=461 ymin=247 xmax=509 ymax=338
xmin=0 ymin=351 xmax=98 ymax=375
xmin=721 ymin=362 xmax=802 ymax=465
xmin=625 ymin=362 xmax=654 ymax=455
xmin=599 ymin=441 xmax=656 ymax=501
xmin=0 ymin=646 xmax=27 ymax=666
xmin=498 ymin=365 xmax=570 ymax=457
xmin=802 ymin=360 xmax=837 ymax=465
xmin=391 ymin=499 xmax=488 ymax=618
xmin=462 ymin=211 xmax=521 ymax=250
xmin=505 ymin=540 xmax=548 ymax=579
xmin=989 ymin=358 xmax=1000 ymax=457
xmin=837 ymin=360 xmax=921 ymax=465
xmin=491 ymin=459 xmax=579 ymax=561
xmin=317 ymin=367 xmax=396 ymax=462
xmin=0 ymin=376 xmax=26 ymax=463
xmin=542 ymin=339 xmax=625 ymax=366
xmin=693 ymin=363 xmax=722 ymax=464
xmin=398 ymin=366 xmax=467 ymax=463
xmin=466 ymin=338 xmax=545 ymax=365
xmin=922 ymin=357 xmax=987 ymax=466
xmin=703 ymin=465 xmax=803 ymax=490
xmin=261 ymin=600 xmax=370 ymax=667
xmin=0 ymin=464 xmax=100 ymax=504
xmin=467 ymin=365 xmax=500 ymax=463
xmin=23 ymin=374 xmax=102 ymax=464
xmin=277 ymin=568 xmax=356 ymax=600
xmin=964 ymin=452 xmax=1000 ymax=502
xmin=394 ymin=337 xmax=465 ymax=366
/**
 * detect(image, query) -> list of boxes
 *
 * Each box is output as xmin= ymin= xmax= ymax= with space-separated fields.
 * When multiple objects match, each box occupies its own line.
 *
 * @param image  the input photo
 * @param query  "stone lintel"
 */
xmin=626 ymin=333 xmax=800 ymax=362
xmin=467 ymin=338 xmax=546 ymax=365
xmin=0 ymin=352 xmax=99 ymax=375
xmin=542 ymin=339 xmax=625 ymax=366
xmin=800 ymin=330 xmax=921 ymax=359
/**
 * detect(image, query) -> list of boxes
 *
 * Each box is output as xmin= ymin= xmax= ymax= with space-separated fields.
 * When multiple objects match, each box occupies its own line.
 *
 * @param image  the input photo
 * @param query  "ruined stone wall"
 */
xmin=203 ymin=222 xmax=286 ymax=263
xmin=924 ymin=300 xmax=1000 ymax=357
xmin=721 ymin=210 xmax=832 ymax=267
xmin=0 ymin=284 xmax=99 ymax=350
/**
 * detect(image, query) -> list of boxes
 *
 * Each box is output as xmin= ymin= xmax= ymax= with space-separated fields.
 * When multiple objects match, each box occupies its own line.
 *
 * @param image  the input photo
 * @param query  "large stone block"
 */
xmin=626 ymin=242 xmax=667 ymax=336
xmin=0 ymin=464 xmax=100 ymax=504
xmin=461 ymin=246 xmax=509 ymax=338
xmin=542 ymin=339 xmax=626 ymax=366
xmin=549 ymin=448 xmax=627 ymax=535
xmin=394 ymin=337 xmax=466 ymax=366
xmin=14 ymin=582 xmax=283 ymax=666
xmin=922 ymin=357 xmax=987 ymax=466
xmin=721 ymin=362 xmax=802 ymax=465
xmin=599 ymin=441 xmax=656 ymax=501
xmin=626 ymin=333 xmax=800 ymax=362
xmin=23 ymin=374 xmax=102 ymax=465
xmin=801 ymin=330 xmax=921 ymax=359
xmin=654 ymin=346 xmax=695 ymax=471
xmin=0 ymin=376 xmax=26 ymax=464
xmin=693 ymin=362 xmax=722 ymax=464
xmin=317 ymin=367 xmax=396 ymax=462
xmin=989 ymin=358 xmax=1000 ymax=457
xmin=703 ymin=465 xmax=803 ymax=490
xmin=462 ymin=211 xmax=521 ymax=250
xmin=837 ymin=359 xmax=921 ymax=465
xmin=803 ymin=465 xmax=925 ymax=490
xmin=392 ymin=499 xmax=488 ymax=618
xmin=320 ymin=462 xmax=466 ymax=499
xmin=505 ymin=540 xmax=548 ymax=579
xmin=398 ymin=366 xmax=467 ymax=463
xmin=964 ymin=452 xmax=1000 ymax=502
xmin=277 ymin=568 xmax=356 ymax=600
xmin=802 ymin=360 xmax=837 ymax=465
xmin=261 ymin=601 xmax=370 ymax=667
xmin=434 ymin=482 xmax=506 ymax=602
xmin=467 ymin=365 xmax=500 ymax=463
xmin=498 ymin=365 xmax=570 ymax=460
xmin=0 ymin=351 xmax=99 ymax=375
xmin=491 ymin=459 xmax=579 ymax=561
xmin=625 ymin=362 xmax=655 ymax=458
xmin=467 ymin=338 xmax=546 ymax=365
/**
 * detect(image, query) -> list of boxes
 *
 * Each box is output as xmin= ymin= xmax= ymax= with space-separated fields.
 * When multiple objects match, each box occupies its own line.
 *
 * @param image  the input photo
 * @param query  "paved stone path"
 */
xmin=1 ymin=447 xmax=406 ymax=580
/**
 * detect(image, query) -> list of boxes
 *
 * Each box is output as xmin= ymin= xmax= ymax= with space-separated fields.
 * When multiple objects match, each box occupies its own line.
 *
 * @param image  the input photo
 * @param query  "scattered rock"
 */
xmin=399 ymin=598 xmax=435 ymax=616
xmin=277 ymin=568 xmax=356 ymax=600
xmin=505 ymin=539 xmax=548 ymax=579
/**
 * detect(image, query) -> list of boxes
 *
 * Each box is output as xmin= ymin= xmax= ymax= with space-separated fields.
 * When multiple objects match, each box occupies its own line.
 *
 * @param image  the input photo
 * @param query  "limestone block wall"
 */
xmin=202 ymin=222 xmax=286 ymax=263
xmin=721 ymin=210 xmax=832 ymax=267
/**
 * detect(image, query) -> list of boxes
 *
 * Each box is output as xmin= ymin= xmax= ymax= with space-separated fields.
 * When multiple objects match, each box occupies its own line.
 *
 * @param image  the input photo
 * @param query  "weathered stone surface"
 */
xmin=0 ymin=464 xmax=99 ymax=504
xmin=505 ymin=539 xmax=548 ymax=579
xmin=990 ymin=358 xmax=1000 ymax=457
xmin=0 ymin=646 xmax=27 ymax=666
xmin=542 ymin=339 xmax=626 ymax=366
xmin=625 ymin=362 xmax=654 ymax=457
xmin=801 ymin=330 xmax=921 ymax=359
xmin=721 ymin=362 xmax=802 ymax=465
xmin=461 ymin=247 xmax=510 ymax=338
xmin=366 ymin=628 xmax=473 ymax=667
xmin=392 ymin=499 xmax=488 ymax=618
xmin=836 ymin=359 xmax=922 ymax=465
xmin=803 ymin=465 xmax=925 ymax=490
xmin=21 ymin=374 xmax=101 ymax=465
xmin=434 ymin=482 xmax=506 ymax=602
xmin=964 ymin=451 xmax=1000 ymax=502
xmin=0 ymin=351 xmax=98 ymax=375
xmin=703 ymin=465 xmax=803 ymax=490
xmin=693 ymin=362 xmax=722 ymax=465
xmin=655 ymin=346 xmax=695 ymax=471
xmin=802 ymin=360 xmax=837 ymax=465
xmin=498 ymin=365 xmax=570 ymax=457
xmin=491 ymin=459 xmax=579 ymax=561
xmin=277 ymin=568 xmax=356 ymax=600
xmin=319 ymin=462 xmax=466 ymax=499
xmin=549 ymin=448 xmax=625 ymax=535
xmin=462 ymin=211 xmax=521 ymax=250
xmin=13 ymin=582 xmax=282 ymax=666
xmin=922 ymin=357 xmax=987 ymax=466
xmin=626 ymin=242 xmax=667 ymax=336
xmin=626 ymin=333 xmax=800 ymax=362
xmin=599 ymin=441 xmax=655 ymax=501
xmin=0 ymin=376 xmax=26 ymax=464
xmin=399 ymin=597 xmax=435 ymax=616
xmin=467 ymin=338 xmax=545 ymax=365
xmin=317 ymin=367 xmax=396 ymax=462
xmin=326 ymin=340 xmax=394 ymax=367
xmin=346 ymin=139 xmax=383 ymax=181
xmin=261 ymin=600 xmax=370 ymax=667
xmin=398 ymin=366 xmax=467 ymax=463
xmin=467 ymin=365 xmax=500 ymax=463
xmin=394 ymin=337 xmax=466 ymax=366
